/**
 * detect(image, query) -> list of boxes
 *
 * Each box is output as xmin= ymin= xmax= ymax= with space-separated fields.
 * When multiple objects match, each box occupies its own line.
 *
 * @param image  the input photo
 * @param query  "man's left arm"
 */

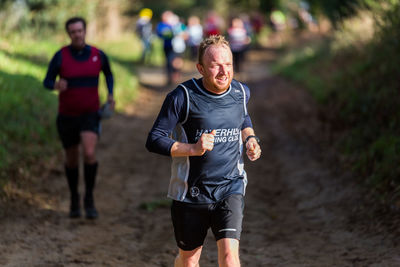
xmin=241 ymin=83 xmax=261 ymax=161
xmin=242 ymin=127 xmax=261 ymax=161
xmin=100 ymin=50 xmax=115 ymax=107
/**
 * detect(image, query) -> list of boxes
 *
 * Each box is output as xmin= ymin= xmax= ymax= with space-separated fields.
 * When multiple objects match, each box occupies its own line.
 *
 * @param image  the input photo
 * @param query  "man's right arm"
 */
xmin=170 ymin=130 xmax=216 ymax=157
xmin=145 ymin=88 xmax=186 ymax=156
xmin=43 ymin=51 xmax=62 ymax=90
xmin=146 ymin=86 xmax=217 ymax=157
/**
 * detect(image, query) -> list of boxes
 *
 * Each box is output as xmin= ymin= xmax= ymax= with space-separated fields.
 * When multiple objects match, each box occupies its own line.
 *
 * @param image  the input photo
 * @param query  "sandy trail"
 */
xmin=0 ymin=48 xmax=399 ymax=266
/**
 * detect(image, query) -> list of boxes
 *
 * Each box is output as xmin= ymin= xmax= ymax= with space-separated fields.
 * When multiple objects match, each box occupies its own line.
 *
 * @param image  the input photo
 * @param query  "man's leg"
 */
xmin=171 ymin=201 xmax=210 ymax=267
xmin=81 ymin=131 xmax=98 ymax=219
xmin=217 ymin=238 xmax=240 ymax=267
xmin=211 ymin=194 xmax=244 ymax=267
xmin=57 ymin=114 xmax=81 ymax=218
xmin=65 ymin=145 xmax=80 ymax=218
xmin=81 ymin=131 xmax=97 ymax=164
xmin=65 ymin=145 xmax=80 ymax=168
xmin=174 ymin=247 xmax=203 ymax=267
xmin=165 ymin=47 xmax=174 ymax=84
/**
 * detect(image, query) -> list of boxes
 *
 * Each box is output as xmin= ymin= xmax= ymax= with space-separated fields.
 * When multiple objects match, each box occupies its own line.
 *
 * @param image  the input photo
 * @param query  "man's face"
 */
xmin=67 ymin=21 xmax=86 ymax=49
xmin=197 ymin=45 xmax=233 ymax=94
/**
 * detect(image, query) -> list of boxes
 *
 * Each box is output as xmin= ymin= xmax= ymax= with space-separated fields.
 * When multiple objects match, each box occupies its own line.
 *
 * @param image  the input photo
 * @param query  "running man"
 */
xmin=146 ymin=35 xmax=261 ymax=266
xmin=43 ymin=17 xmax=114 ymax=219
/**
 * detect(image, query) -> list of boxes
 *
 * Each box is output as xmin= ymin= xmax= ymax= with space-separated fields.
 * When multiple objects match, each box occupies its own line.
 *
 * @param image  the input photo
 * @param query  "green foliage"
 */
xmin=94 ymin=34 xmax=142 ymax=109
xmin=272 ymin=39 xmax=333 ymax=103
xmin=0 ymin=37 xmax=60 ymax=185
xmin=306 ymin=0 xmax=371 ymax=26
xmin=128 ymin=0 xmax=276 ymax=21
xmin=0 ymin=0 xmax=278 ymax=35
xmin=0 ymin=0 xmax=105 ymax=36
xmin=275 ymin=1 xmax=400 ymax=203
xmin=337 ymin=1 xmax=400 ymax=196
xmin=1 ymin=0 xmax=379 ymax=35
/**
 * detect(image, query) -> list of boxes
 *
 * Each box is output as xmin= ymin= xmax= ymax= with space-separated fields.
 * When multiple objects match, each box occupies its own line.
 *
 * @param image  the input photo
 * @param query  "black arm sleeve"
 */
xmin=241 ymin=83 xmax=253 ymax=130
xmin=146 ymin=87 xmax=187 ymax=156
xmin=43 ymin=50 xmax=62 ymax=90
xmin=99 ymin=50 xmax=114 ymax=95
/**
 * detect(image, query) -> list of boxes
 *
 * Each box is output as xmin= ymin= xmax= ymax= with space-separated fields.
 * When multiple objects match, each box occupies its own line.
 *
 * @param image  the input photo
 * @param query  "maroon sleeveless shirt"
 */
xmin=58 ymin=46 xmax=102 ymax=116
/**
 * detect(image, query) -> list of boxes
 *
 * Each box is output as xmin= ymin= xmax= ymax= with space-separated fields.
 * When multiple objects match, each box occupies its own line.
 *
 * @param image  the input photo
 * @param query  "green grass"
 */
xmin=271 ymin=40 xmax=333 ymax=103
xmin=96 ymin=35 xmax=141 ymax=109
xmin=0 ymin=37 xmax=59 ymax=180
xmin=0 ymin=33 xmax=152 ymax=190
xmin=139 ymin=199 xmax=172 ymax=212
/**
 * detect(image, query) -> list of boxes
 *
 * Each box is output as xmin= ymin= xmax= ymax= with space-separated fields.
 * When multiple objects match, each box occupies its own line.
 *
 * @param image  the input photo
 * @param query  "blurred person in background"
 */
xmin=250 ymin=11 xmax=264 ymax=42
xmin=204 ymin=10 xmax=223 ymax=37
xmin=171 ymin=14 xmax=188 ymax=83
xmin=228 ymin=17 xmax=251 ymax=73
xmin=186 ymin=15 xmax=203 ymax=61
xmin=298 ymin=1 xmax=318 ymax=32
xmin=239 ymin=13 xmax=253 ymax=39
xmin=43 ymin=17 xmax=115 ymax=219
xmin=136 ymin=8 xmax=154 ymax=64
xmin=157 ymin=10 xmax=176 ymax=84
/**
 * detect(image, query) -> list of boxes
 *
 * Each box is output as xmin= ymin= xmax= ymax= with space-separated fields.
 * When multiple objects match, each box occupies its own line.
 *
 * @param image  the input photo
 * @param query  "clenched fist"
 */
xmin=246 ymin=138 xmax=261 ymax=161
xmin=54 ymin=78 xmax=68 ymax=92
xmin=193 ymin=130 xmax=216 ymax=156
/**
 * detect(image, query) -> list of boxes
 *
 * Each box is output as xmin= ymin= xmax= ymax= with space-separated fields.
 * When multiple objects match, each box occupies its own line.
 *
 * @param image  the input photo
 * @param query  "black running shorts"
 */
xmin=171 ymin=194 xmax=244 ymax=251
xmin=56 ymin=112 xmax=100 ymax=148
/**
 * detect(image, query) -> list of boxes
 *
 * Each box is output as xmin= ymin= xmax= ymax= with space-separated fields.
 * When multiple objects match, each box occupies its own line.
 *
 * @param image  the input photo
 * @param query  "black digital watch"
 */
xmin=244 ymin=135 xmax=260 ymax=146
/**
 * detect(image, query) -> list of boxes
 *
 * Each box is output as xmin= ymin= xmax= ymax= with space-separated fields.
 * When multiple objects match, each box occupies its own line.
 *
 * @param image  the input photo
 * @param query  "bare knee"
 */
xmin=219 ymin=252 xmax=240 ymax=267
xmin=83 ymin=148 xmax=96 ymax=163
xmin=217 ymin=239 xmax=240 ymax=267
xmin=174 ymin=247 xmax=202 ymax=267
xmin=81 ymin=132 xmax=97 ymax=163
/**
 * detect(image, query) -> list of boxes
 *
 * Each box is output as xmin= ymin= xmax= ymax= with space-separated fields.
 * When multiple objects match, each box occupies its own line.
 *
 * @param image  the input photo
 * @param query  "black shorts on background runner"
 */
xmin=56 ymin=112 xmax=100 ymax=148
xmin=171 ymin=194 xmax=244 ymax=251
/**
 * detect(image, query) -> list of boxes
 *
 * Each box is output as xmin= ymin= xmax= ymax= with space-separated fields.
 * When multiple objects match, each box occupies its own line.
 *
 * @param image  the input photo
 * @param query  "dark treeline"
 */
xmin=0 ymin=0 xmax=375 ymax=35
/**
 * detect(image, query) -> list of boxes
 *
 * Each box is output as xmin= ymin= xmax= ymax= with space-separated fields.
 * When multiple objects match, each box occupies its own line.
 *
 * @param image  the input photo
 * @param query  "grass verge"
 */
xmin=272 ymin=2 xmax=400 ymax=207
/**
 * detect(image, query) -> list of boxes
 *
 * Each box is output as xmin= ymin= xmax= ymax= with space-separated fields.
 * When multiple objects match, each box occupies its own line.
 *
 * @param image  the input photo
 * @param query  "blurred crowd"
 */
xmin=135 ymin=6 xmax=315 ymax=83
xmin=135 ymin=9 xmax=264 ymax=84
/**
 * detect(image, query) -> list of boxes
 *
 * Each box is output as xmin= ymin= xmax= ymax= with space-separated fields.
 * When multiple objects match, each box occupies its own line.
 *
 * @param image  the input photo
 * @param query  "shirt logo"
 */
xmin=195 ymin=128 xmax=240 ymax=143
xmin=92 ymin=56 xmax=98 ymax=62
xmin=190 ymin=186 xmax=200 ymax=197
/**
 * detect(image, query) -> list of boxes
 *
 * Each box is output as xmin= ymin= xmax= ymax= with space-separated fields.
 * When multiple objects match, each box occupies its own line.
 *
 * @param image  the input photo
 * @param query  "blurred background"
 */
xmin=0 ymin=0 xmax=399 ymax=208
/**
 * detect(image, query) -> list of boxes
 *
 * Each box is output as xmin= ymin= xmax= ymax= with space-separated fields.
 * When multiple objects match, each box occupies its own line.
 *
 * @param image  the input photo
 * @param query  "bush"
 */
xmin=332 ymin=1 xmax=400 ymax=189
xmin=0 ymin=38 xmax=59 ymax=188
xmin=275 ymin=0 xmax=400 ymax=203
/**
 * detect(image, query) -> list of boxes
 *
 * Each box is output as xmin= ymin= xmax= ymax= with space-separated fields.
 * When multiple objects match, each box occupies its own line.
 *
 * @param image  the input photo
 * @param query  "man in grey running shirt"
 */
xmin=146 ymin=35 xmax=261 ymax=267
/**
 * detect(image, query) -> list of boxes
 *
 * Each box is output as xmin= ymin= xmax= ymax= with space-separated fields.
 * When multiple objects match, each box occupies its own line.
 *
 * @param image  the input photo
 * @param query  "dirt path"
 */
xmin=1 ymin=48 xmax=399 ymax=266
